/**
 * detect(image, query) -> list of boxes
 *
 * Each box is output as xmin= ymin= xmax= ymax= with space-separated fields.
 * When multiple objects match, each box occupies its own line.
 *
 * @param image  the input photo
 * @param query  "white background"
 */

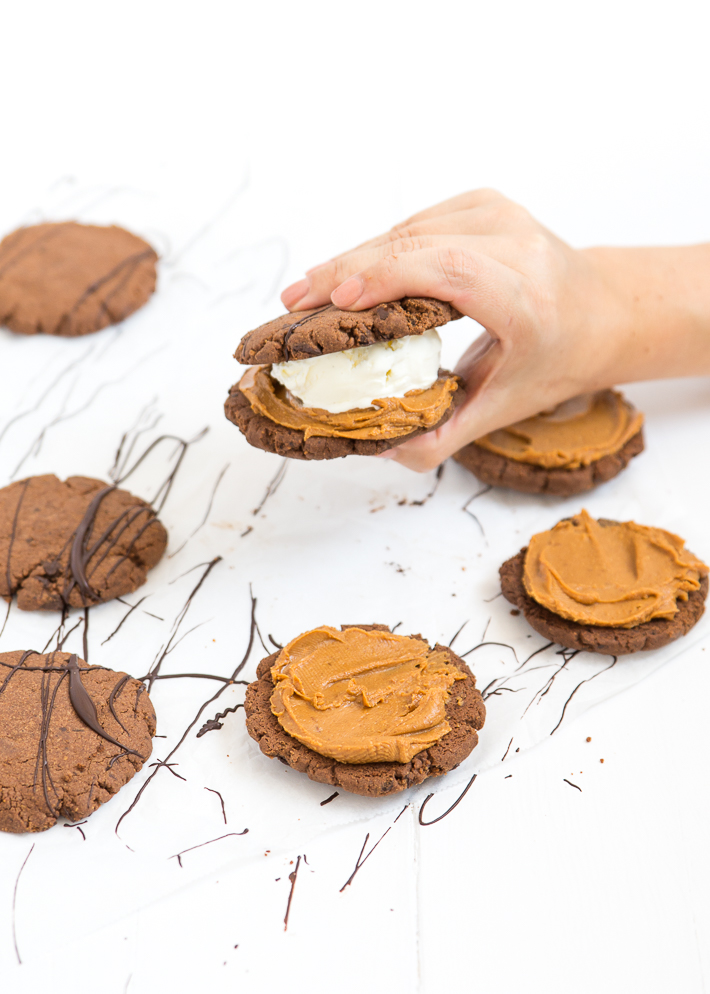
xmin=1 ymin=2 xmax=710 ymax=992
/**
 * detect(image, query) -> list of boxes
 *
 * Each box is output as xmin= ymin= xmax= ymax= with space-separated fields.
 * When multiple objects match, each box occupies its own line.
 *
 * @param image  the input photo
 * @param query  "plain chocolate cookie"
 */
xmin=234 ymin=298 xmax=462 ymax=365
xmin=244 ymin=625 xmax=486 ymax=797
xmin=0 ymin=222 xmax=157 ymax=337
xmin=500 ymin=543 xmax=708 ymax=654
xmin=0 ymin=650 xmax=155 ymax=833
xmin=454 ymin=429 xmax=644 ymax=496
xmin=0 ymin=474 xmax=168 ymax=611
xmin=225 ymin=370 xmax=464 ymax=460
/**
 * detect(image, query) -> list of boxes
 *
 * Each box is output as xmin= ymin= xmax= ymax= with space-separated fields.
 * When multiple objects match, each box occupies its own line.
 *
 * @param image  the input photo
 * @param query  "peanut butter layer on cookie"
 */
xmin=475 ymin=391 xmax=643 ymax=470
xmin=269 ymin=626 xmax=467 ymax=764
xmin=523 ymin=510 xmax=708 ymax=628
xmin=239 ymin=365 xmax=459 ymax=442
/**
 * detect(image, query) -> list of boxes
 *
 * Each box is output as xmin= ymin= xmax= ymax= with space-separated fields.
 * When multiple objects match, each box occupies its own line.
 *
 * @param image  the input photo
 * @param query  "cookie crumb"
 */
xmin=586 ymin=736 xmax=592 ymax=742
xmin=510 ymin=609 xmax=520 ymax=616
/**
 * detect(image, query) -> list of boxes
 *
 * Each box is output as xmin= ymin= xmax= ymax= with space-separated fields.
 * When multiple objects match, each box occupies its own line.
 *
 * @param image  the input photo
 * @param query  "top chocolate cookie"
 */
xmin=0 ymin=221 xmax=157 ymax=337
xmin=234 ymin=297 xmax=462 ymax=365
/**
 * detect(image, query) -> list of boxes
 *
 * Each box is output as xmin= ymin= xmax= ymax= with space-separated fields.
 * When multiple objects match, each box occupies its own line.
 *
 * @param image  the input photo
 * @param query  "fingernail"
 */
xmin=281 ymin=278 xmax=310 ymax=308
xmin=331 ymin=275 xmax=363 ymax=308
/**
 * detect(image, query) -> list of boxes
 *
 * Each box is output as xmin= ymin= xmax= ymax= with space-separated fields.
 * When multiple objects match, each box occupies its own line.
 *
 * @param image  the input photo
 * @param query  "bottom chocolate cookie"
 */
xmin=454 ymin=429 xmax=644 ymax=496
xmin=500 ymin=549 xmax=708 ymax=654
xmin=244 ymin=625 xmax=485 ymax=796
xmin=224 ymin=372 xmax=464 ymax=460
xmin=0 ymin=650 xmax=155 ymax=833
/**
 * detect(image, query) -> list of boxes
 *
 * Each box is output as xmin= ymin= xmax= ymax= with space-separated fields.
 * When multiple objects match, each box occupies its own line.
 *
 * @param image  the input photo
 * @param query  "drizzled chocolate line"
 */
xmin=67 ymin=486 xmax=117 ymax=600
xmin=409 ymin=463 xmax=444 ymax=506
xmin=340 ymin=805 xmax=409 ymax=892
xmin=205 ymin=787 xmax=227 ymax=824
xmin=101 ymin=596 xmax=149 ymax=645
xmin=563 ymin=779 xmax=582 ymax=792
xmin=67 ymin=654 xmax=143 ymax=757
xmin=5 ymin=478 xmax=30 ymax=596
xmin=284 ymin=855 xmax=303 ymax=931
xmin=255 ymin=619 xmax=270 ymax=655
xmin=462 ymin=485 xmax=491 ymax=540
xmin=169 ymin=830 xmax=248 ymax=868
xmin=115 ymin=581 xmax=256 ymax=838
xmin=168 ymin=462 xmax=230 ymax=558
xmin=448 ymin=620 xmax=469 ymax=648
xmin=52 ymin=249 xmax=152 ymax=335
xmin=144 ymin=557 xmax=222 ymax=693
xmin=148 ymin=760 xmax=185 ymax=780
xmin=0 ymin=598 xmax=11 ymax=641
xmin=114 ymin=428 xmax=209 ymax=514
xmin=109 ymin=402 xmax=162 ymax=481
xmin=281 ymin=303 xmax=333 ymax=354
xmin=320 ymin=791 xmax=339 ymax=806
xmin=550 ymin=655 xmax=618 ymax=735
xmin=521 ymin=649 xmax=580 ymax=717
xmin=418 ymin=774 xmax=477 ymax=827
xmin=0 ymin=649 xmax=40 ymax=696
xmin=196 ymin=703 xmax=244 ymax=738
xmin=12 ymin=843 xmax=35 ymax=965
xmin=268 ymin=634 xmax=283 ymax=650
xmin=501 ymin=737 xmax=514 ymax=762
xmin=108 ymin=674 xmax=131 ymax=733
xmin=64 ymin=820 xmax=87 ymax=840
xmin=252 ymin=459 xmax=288 ymax=517
xmin=514 ymin=641 xmax=555 ymax=672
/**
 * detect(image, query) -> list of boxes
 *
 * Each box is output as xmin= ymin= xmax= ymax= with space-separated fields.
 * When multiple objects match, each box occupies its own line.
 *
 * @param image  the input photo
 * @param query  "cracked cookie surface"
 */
xmin=0 ymin=474 xmax=167 ymax=611
xmin=0 ymin=650 xmax=155 ymax=833
xmin=0 ymin=221 xmax=157 ymax=337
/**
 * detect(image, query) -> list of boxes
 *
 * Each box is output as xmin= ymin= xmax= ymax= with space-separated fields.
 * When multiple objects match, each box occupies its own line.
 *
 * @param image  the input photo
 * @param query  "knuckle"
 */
xmin=389 ymin=221 xmax=417 ymax=242
xmin=436 ymin=247 xmax=477 ymax=288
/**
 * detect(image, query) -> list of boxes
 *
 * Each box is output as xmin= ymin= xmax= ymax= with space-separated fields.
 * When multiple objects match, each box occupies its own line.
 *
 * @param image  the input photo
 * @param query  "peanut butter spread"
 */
xmin=239 ymin=365 xmax=459 ymax=441
xmin=475 ymin=391 xmax=643 ymax=469
xmin=524 ymin=510 xmax=708 ymax=628
xmin=269 ymin=626 xmax=467 ymax=763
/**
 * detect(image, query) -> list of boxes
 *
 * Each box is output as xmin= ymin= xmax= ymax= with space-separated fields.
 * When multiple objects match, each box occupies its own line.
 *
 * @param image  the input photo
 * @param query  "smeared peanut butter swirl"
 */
xmin=524 ymin=510 xmax=708 ymax=628
xmin=239 ymin=365 xmax=459 ymax=441
xmin=269 ymin=626 xmax=466 ymax=763
xmin=475 ymin=390 xmax=643 ymax=469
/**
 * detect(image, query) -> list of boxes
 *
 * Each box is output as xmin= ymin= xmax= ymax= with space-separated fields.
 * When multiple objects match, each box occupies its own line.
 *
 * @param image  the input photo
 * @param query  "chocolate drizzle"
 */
xmin=340 ymin=805 xmax=408 ymax=892
xmin=11 ymin=843 xmax=35 ymax=965
xmin=283 ymin=855 xmax=303 ymax=931
xmin=67 ymin=654 xmax=142 ymax=757
xmin=5 ymin=478 xmax=30 ymax=596
xmin=169 ymin=830 xmax=249 ymax=868
xmin=418 ymin=773 xmax=477 ymax=826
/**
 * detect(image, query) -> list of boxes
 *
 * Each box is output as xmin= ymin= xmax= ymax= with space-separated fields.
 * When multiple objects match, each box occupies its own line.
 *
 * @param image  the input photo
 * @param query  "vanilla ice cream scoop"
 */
xmin=269 ymin=329 xmax=442 ymax=414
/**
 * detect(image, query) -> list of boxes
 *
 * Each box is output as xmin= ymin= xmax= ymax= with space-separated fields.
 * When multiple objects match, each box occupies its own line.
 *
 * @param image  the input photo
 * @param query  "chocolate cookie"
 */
xmin=500 ymin=546 xmax=708 ymax=654
xmin=234 ymin=298 xmax=461 ymax=365
xmin=0 ymin=650 xmax=155 ymax=833
xmin=0 ymin=475 xmax=168 ymax=611
xmin=244 ymin=625 xmax=486 ymax=797
xmin=225 ymin=370 xmax=464 ymax=460
xmin=454 ymin=429 xmax=644 ymax=496
xmin=0 ymin=222 xmax=157 ymax=337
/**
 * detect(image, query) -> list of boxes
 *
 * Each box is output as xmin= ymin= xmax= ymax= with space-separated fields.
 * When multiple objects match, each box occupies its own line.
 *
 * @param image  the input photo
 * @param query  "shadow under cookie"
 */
xmin=244 ymin=626 xmax=486 ymax=797
xmin=500 ymin=547 xmax=708 ymax=654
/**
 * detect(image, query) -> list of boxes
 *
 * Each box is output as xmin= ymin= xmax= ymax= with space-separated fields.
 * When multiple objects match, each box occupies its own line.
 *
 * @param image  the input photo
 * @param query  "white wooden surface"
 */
xmin=2 ymin=3 xmax=710 ymax=992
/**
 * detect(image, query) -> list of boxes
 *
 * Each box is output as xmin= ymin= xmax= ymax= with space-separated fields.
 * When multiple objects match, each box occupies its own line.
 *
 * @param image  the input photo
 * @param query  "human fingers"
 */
xmin=325 ymin=247 xmax=526 ymax=337
xmin=292 ymin=235 xmax=518 ymax=310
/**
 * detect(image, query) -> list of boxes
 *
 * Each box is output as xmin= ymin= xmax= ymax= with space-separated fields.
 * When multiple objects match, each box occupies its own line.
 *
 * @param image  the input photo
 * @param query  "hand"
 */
xmin=280 ymin=189 xmax=631 ymax=472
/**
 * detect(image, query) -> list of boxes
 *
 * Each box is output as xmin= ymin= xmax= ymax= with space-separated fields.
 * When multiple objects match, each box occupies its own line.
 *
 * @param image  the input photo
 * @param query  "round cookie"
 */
xmin=244 ymin=625 xmax=486 ymax=797
xmin=225 ymin=369 xmax=464 ymax=460
xmin=234 ymin=298 xmax=461 ymax=365
xmin=0 ymin=650 xmax=155 ymax=833
xmin=500 ymin=543 xmax=708 ymax=654
xmin=454 ymin=428 xmax=644 ymax=496
xmin=0 ymin=474 xmax=168 ymax=611
xmin=0 ymin=221 xmax=157 ymax=337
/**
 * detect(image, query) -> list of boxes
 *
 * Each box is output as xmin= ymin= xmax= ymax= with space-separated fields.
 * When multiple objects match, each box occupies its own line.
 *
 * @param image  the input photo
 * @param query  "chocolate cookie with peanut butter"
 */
xmin=454 ymin=390 xmax=644 ymax=495
xmin=244 ymin=624 xmax=485 ymax=796
xmin=501 ymin=510 xmax=708 ymax=653
xmin=225 ymin=298 xmax=465 ymax=459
